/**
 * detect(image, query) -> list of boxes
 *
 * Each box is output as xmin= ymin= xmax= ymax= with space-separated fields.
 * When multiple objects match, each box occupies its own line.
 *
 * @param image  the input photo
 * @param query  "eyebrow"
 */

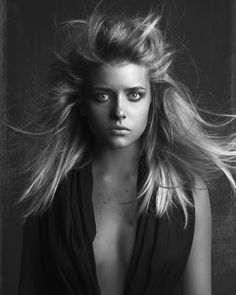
xmin=91 ymin=86 xmax=147 ymax=92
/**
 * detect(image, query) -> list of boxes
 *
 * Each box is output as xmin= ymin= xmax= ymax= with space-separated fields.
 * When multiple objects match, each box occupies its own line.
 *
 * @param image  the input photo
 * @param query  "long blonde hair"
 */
xmin=18 ymin=10 xmax=236 ymax=225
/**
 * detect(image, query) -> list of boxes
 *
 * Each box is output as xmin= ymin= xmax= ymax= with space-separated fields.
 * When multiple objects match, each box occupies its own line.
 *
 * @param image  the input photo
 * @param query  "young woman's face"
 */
xmin=84 ymin=61 xmax=151 ymax=149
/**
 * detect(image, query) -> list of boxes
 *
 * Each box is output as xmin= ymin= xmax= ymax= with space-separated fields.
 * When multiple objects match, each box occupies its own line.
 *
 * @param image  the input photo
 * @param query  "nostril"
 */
xmin=114 ymin=108 xmax=126 ymax=119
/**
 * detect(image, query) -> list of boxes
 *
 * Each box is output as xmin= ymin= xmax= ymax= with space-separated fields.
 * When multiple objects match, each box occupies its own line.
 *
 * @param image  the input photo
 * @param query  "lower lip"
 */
xmin=109 ymin=129 xmax=130 ymax=135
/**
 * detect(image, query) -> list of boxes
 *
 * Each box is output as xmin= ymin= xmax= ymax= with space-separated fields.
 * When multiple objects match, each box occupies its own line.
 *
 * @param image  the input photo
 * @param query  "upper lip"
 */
xmin=110 ymin=125 xmax=130 ymax=131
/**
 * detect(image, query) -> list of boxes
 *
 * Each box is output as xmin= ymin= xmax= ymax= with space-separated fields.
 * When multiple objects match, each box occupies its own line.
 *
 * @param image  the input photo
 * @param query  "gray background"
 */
xmin=0 ymin=0 xmax=236 ymax=294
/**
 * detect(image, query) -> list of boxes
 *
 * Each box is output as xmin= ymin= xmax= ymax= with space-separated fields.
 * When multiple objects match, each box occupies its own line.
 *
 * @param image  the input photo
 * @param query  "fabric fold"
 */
xmin=36 ymin=163 xmax=195 ymax=295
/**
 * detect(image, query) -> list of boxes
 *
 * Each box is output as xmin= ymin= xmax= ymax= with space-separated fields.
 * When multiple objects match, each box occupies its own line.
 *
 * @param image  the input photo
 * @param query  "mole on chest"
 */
xmin=92 ymin=194 xmax=138 ymax=292
xmin=91 ymin=177 xmax=139 ymax=293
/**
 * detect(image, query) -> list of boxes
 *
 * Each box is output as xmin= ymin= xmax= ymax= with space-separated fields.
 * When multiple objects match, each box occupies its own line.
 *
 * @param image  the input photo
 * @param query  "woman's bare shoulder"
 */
xmin=192 ymin=175 xmax=211 ymax=216
xmin=183 ymin=175 xmax=212 ymax=295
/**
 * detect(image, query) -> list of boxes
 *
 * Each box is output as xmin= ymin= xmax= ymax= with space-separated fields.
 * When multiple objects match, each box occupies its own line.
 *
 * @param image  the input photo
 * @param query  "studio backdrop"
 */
xmin=0 ymin=0 xmax=236 ymax=294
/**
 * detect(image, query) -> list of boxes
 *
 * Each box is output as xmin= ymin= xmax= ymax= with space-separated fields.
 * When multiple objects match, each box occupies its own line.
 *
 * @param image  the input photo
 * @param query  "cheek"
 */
xmin=135 ymin=103 xmax=151 ymax=128
xmin=85 ymin=105 xmax=110 ymax=137
xmin=138 ymin=113 xmax=149 ymax=134
xmin=86 ymin=104 xmax=108 ymax=123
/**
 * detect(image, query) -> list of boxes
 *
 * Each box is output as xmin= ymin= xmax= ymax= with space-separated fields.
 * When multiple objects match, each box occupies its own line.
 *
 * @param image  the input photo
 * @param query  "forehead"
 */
xmin=89 ymin=62 xmax=149 ymax=88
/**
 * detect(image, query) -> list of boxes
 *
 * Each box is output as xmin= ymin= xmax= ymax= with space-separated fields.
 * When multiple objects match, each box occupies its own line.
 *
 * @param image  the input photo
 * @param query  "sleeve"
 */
xmin=17 ymin=215 xmax=47 ymax=295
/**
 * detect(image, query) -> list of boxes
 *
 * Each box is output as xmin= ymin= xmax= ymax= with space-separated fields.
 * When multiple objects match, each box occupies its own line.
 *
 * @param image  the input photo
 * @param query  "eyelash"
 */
xmin=93 ymin=92 xmax=144 ymax=102
xmin=93 ymin=92 xmax=111 ymax=101
xmin=127 ymin=92 xmax=143 ymax=101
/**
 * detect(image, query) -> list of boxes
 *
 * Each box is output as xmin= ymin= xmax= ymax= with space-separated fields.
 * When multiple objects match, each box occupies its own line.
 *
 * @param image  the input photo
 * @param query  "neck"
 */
xmin=92 ymin=142 xmax=141 ymax=178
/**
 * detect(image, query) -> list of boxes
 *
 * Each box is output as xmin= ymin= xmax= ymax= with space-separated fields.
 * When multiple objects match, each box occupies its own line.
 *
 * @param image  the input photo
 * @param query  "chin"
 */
xmin=106 ymin=137 xmax=139 ymax=149
xmin=94 ymin=134 xmax=141 ymax=149
xmin=108 ymin=141 xmax=130 ymax=149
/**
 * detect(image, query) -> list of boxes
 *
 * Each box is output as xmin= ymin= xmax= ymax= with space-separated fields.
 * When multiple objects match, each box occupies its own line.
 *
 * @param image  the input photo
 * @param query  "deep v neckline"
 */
xmin=40 ymin=160 xmax=195 ymax=295
xmin=80 ymin=161 xmax=146 ymax=295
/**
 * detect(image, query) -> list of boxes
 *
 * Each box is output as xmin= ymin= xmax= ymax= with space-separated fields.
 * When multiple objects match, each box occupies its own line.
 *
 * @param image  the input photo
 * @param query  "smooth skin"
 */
xmin=83 ymin=62 xmax=152 ymax=295
xmin=82 ymin=61 xmax=212 ymax=295
xmin=18 ymin=61 xmax=212 ymax=295
xmin=183 ymin=177 xmax=212 ymax=295
xmin=83 ymin=61 xmax=151 ymax=150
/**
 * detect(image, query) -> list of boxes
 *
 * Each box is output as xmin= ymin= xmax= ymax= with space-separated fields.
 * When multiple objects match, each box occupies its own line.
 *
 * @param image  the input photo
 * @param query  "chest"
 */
xmin=92 ymin=181 xmax=138 ymax=294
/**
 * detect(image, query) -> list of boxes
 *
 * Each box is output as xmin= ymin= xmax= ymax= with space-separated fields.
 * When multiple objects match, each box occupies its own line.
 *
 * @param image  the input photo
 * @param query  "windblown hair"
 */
xmin=19 ymin=10 xmax=236 ymax=224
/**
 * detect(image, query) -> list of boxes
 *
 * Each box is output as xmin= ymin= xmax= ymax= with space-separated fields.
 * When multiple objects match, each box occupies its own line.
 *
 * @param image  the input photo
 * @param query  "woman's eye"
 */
xmin=128 ymin=92 xmax=143 ymax=101
xmin=93 ymin=92 xmax=110 ymax=102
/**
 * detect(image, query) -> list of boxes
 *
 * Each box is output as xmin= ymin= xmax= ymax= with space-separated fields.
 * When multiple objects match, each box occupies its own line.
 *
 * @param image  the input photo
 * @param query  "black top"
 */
xmin=18 ymin=163 xmax=195 ymax=295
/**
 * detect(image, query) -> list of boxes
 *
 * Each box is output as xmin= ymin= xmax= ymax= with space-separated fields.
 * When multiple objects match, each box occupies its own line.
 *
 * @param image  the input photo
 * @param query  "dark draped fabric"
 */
xmin=18 ymin=163 xmax=195 ymax=295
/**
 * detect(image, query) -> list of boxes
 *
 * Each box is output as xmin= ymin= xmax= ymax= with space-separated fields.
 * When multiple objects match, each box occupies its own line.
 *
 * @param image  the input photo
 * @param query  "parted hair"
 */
xmin=19 ymin=10 xmax=236 ymax=225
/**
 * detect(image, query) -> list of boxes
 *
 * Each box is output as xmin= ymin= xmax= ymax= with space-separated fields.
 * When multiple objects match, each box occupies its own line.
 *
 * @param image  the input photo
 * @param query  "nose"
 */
xmin=114 ymin=107 xmax=126 ymax=120
xmin=111 ymin=97 xmax=127 ymax=120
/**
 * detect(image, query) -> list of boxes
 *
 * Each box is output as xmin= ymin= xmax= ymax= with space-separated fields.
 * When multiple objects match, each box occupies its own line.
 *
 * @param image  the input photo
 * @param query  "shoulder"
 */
xmin=183 ymin=176 xmax=212 ymax=294
xmin=192 ymin=175 xmax=211 ymax=223
xmin=191 ymin=175 xmax=212 ymax=245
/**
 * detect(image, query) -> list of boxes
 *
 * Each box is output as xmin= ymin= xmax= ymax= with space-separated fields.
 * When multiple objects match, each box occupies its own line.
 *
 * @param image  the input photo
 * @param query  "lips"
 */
xmin=110 ymin=125 xmax=130 ymax=131
xmin=109 ymin=125 xmax=130 ymax=135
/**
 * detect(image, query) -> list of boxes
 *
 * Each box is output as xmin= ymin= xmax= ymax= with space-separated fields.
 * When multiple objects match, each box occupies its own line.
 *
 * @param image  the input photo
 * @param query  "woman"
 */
xmin=17 ymin=10 xmax=236 ymax=295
